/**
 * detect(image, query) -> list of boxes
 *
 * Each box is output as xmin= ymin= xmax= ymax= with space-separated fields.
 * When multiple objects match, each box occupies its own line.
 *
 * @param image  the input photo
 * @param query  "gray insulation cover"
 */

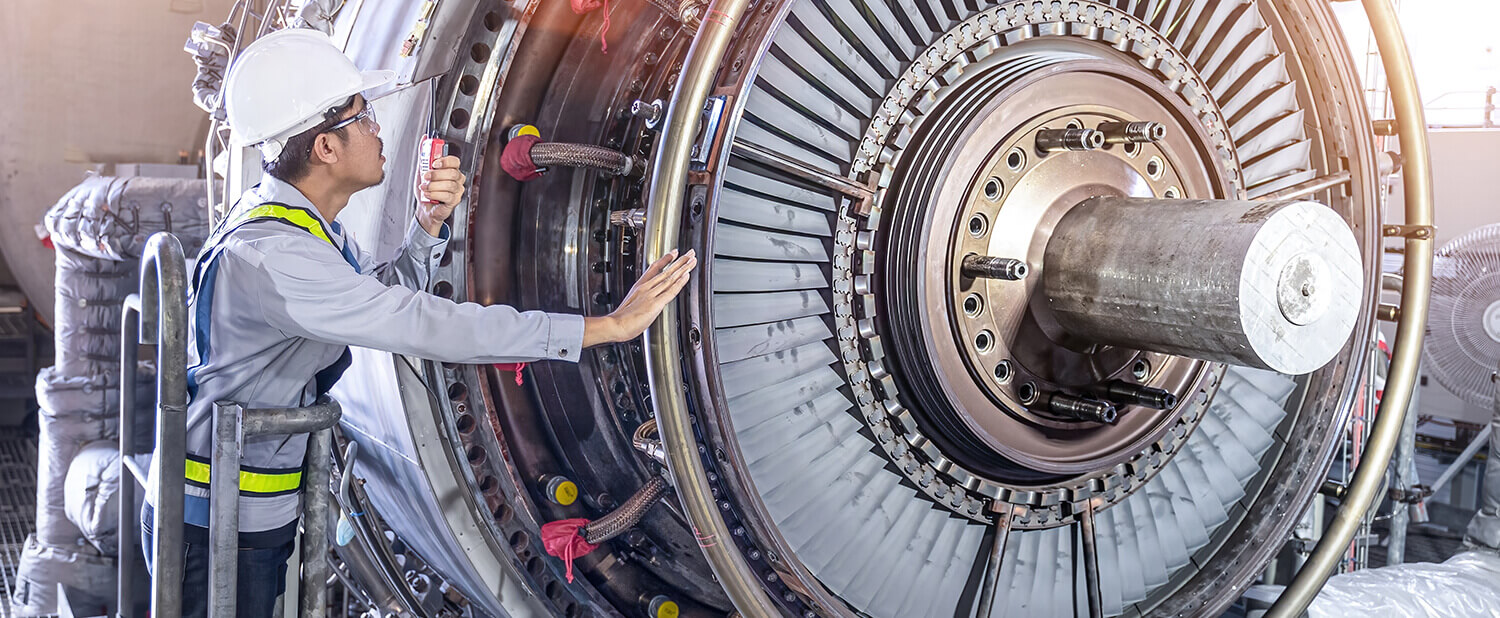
xmin=13 ymin=176 xmax=207 ymax=616
xmin=44 ymin=175 xmax=210 ymax=263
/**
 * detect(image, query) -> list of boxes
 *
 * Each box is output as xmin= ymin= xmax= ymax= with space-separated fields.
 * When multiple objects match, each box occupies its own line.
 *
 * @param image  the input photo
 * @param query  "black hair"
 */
xmin=261 ymin=96 xmax=358 ymax=183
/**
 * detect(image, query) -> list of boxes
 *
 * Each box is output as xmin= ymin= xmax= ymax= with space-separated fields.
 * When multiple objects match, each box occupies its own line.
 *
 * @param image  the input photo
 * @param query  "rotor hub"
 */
xmin=876 ymin=56 xmax=1230 ymax=481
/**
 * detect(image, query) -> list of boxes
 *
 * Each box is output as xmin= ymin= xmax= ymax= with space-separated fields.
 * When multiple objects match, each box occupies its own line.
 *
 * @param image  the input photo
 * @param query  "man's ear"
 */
xmin=310 ymin=132 xmax=342 ymax=166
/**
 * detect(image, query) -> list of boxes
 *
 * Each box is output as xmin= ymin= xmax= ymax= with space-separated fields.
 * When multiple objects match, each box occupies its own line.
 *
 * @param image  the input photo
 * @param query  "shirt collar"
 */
xmin=240 ymin=176 xmax=347 ymax=245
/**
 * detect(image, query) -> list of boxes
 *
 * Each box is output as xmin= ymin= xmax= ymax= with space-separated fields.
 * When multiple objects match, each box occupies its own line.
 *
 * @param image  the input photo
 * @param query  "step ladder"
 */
xmin=115 ymin=232 xmax=342 ymax=618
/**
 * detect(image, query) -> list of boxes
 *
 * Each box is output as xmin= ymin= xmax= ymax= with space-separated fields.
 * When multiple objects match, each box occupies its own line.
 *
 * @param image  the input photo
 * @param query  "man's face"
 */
xmin=329 ymin=95 xmax=386 ymax=189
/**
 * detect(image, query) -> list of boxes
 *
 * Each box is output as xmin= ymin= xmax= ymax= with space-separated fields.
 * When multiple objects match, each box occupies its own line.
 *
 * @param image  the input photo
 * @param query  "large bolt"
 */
xmin=1042 ymin=392 xmax=1118 ymax=424
xmin=632 ymin=99 xmax=665 ymax=128
xmin=961 ymin=254 xmax=1028 ymax=280
xmin=1035 ymin=128 xmax=1104 ymax=152
xmin=1097 ymin=121 xmax=1166 ymax=144
xmin=1100 ymin=380 xmax=1178 ymax=409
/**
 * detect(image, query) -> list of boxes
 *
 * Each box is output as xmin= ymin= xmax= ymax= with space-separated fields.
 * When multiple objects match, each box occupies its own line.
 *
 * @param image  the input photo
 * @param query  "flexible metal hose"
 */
xmin=529 ymin=142 xmax=643 ymax=177
xmin=645 ymin=0 xmax=703 ymax=29
xmin=582 ymin=476 xmax=669 ymax=545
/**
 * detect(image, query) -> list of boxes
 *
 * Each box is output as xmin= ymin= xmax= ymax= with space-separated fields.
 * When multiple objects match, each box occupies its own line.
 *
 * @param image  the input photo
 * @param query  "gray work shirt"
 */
xmin=149 ymin=176 xmax=585 ymax=539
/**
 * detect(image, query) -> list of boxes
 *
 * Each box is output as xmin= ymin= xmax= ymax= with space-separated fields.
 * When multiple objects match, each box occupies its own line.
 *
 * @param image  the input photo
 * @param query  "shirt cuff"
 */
xmin=546 ymin=313 xmax=586 ymax=362
xmin=404 ymin=219 xmax=450 ymax=268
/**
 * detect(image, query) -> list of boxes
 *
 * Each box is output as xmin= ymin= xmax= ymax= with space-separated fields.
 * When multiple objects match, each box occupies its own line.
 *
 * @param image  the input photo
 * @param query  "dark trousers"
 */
xmin=141 ymin=510 xmax=295 ymax=618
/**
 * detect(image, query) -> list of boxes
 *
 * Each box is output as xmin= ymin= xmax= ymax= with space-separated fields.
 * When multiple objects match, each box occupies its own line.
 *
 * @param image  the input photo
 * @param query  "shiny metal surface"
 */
xmin=641 ymin=0 xmax=776 ymax=614
xmin=185 ymin=0 xmax=1405 ymax=615
xmin=1045 ymin=197 xmax=1363 ymax=374
xmin=128 ymin=233 xmax=189 ymax=618
xmin=1266 ymin=0 xmax=1433 ymax=609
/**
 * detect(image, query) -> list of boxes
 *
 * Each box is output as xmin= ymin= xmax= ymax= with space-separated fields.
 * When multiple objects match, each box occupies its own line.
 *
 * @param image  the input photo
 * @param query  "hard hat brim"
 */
xmin=231 ymin=68 xmax=398 ymax=147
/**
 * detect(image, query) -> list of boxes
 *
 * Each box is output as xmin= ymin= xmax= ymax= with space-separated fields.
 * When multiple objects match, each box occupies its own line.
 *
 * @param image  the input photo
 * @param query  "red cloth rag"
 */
xmin=493 ymin=362 xmax=527 ymax=386
xmin=500 ymin=134 xmax=543 ymax=182
xmin=570 ymin=0 xmax=611 ymax=53
xmin=541 ymin=518 xmax=599 ymax=583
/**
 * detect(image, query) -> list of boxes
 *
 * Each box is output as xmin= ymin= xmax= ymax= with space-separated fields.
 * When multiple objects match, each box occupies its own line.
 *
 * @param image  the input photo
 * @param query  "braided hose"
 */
xmin=581 ymin=476 xmax=670 ymax=545
xmin=529 ymin=142 xmax=643 ymax=177
xmin=645 ymin=0 xmax=704 ymax=29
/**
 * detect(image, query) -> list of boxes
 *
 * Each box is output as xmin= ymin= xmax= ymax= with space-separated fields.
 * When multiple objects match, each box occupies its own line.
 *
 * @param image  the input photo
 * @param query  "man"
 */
xmin=142 ymin=29 xmax=696 ymax=616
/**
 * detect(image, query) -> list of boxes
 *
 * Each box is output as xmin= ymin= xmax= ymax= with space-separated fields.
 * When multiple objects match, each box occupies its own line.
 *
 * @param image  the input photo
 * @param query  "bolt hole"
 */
xmin=983 ymin=177 xmax=1003 ymax=201
xmin=1123 ymin=142 xmax=1141 ymax=158
xmin=510 ymin=530 xmax=530 ymax=552
xmin=458 ymin=75 xmax=480 ymax=97
xmin=545 ymin=581 xmax=562 ymax=601
xmin=963 ymin=294 xmax=984 ymax=317
xmin=483 ymin=11 xmax=503 ymax=32
xmin=994 ymin=360 xmax=1013 ymax=383
xmin=1164 ymin=186 xmax=1180 ymax=199
xmin=479 ymin=475 xmax=499 ymax=495
xmin=466 ymin=445 xmax=488 ymax=465
xmin=1018 ymin=382 xmax=1037 ymax=404
xmin=447 ymin=381 xmax=468 ymax=401
xmin=974 ymin=330 xmax=994 ymax=353
xmin=526 ymin=556 xmax=544 ymax=576
xmin=433 ymin=280 xmax=454 ymax=299
xmin=1146 ymin=156 xmax=1163 ymax=179
xmin=1132 ymin=359 xmax=1151 ymax=380
xmin=1006 ymin=148 xmax=1026 ymax=171
xmin=449 ymin=108 xmax=471 ymax=130
xmin=456 ymin=413 xmax=476 ymax=434
xmin=493 ymin=503 xmax=513 ymax=525
xmin=470 ymin=42 xmax=491 ymax=63
xmin=968 ymin=214 xmax=988 ymax=237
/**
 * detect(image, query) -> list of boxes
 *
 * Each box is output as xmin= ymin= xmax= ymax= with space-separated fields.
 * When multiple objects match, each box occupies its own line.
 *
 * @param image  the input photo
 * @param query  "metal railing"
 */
xmin=117 ymin=231 xmax=343 ymax=617
xmin=639 ymin=0 xmax=778 ymax=615
xmin=118 ymin=233 xmax=189 ymax=618
xmin=1266 ymin=0 xmax=1435 ymax=613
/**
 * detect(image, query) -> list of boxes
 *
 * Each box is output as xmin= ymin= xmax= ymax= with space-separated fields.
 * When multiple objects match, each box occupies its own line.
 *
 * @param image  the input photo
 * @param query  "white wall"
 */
xmin=0 ymin=0 xmax=234 ymax=322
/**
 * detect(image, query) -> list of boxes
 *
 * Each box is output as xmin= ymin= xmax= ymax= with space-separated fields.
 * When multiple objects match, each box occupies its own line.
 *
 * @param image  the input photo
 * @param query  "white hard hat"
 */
xmin=223 ymin=28 xmax=394 ymax=160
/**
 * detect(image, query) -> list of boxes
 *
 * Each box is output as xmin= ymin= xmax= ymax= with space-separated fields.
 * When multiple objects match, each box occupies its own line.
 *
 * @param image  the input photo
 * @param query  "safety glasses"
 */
xmin=324 ymin=101 xmax=376 ymax=134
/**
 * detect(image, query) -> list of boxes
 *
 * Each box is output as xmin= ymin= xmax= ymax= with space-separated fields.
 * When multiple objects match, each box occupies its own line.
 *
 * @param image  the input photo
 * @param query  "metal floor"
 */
xmin=0 ymin=428 xmax=37 ymax=618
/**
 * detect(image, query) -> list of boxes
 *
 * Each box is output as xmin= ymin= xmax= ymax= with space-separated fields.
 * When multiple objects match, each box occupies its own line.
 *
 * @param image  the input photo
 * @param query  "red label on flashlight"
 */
xmin=415 ymin=135 xmax=447 ymax=204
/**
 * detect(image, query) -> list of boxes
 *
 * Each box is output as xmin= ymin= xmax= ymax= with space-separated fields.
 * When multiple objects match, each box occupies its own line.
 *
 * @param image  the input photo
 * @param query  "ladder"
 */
xmin=115 ymin=232 xmax=342 ymax=618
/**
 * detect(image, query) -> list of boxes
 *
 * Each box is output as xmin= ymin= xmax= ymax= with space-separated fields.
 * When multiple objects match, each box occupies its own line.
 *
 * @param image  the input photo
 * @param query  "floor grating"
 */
xmin=0 ymin=428 xmax=37 ymax=618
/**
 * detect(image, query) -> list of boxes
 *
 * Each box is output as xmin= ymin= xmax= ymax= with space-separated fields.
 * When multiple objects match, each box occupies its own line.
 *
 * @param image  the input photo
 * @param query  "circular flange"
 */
xmin=829 ymin=1 xmax=1247 ymax=528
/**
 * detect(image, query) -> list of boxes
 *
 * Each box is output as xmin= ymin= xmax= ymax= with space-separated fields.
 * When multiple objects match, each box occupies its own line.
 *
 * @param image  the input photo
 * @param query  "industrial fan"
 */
xmin=1425 ymin=224 xmax=1500 ymax=407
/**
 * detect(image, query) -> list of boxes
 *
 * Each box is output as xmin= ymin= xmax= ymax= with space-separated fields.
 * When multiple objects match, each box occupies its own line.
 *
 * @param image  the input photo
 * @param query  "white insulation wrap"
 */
xmin=1301 ymin=552 xmax=1500 ymax=617
xmin=44 ymin=175 xmax=210 ymax=263
xmin=13 ymin=175 xmax=207 ymax=617
xmin=64 ymin=441 xmax=121 ymax=556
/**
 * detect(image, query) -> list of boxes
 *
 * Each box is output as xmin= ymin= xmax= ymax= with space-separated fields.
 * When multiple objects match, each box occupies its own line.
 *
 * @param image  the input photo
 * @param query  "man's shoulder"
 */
xmin=216 ymin=222 xmax=342 ymax=270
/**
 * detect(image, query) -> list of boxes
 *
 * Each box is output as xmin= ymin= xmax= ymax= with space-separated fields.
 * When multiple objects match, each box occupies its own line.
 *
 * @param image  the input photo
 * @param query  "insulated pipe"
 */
xmin=1266 ymin=0 xmax=1434 ymax=612
xmin=639 ymin=0 xmax=780 ymax=616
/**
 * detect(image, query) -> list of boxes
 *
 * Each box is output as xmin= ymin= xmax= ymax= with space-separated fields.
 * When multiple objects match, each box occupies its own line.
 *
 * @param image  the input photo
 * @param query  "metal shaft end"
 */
xmin=1035 ymin=128 xmax=1104 ymax=153
xmin=1043 ymin=392 xmax=1118 ymax=424
xmin=1102 ymin=380 xmax=1178 ymax=409
xmin=961 ymin=254 xmax=1028 ymax=280
xmin=1097 ymin=121 xmax=1166 ymax=144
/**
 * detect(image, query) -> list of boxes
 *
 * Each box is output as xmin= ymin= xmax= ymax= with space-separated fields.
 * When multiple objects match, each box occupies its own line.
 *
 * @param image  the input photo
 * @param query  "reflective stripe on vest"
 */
xmin=184 ymin=453 xmax=303 ymax=496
